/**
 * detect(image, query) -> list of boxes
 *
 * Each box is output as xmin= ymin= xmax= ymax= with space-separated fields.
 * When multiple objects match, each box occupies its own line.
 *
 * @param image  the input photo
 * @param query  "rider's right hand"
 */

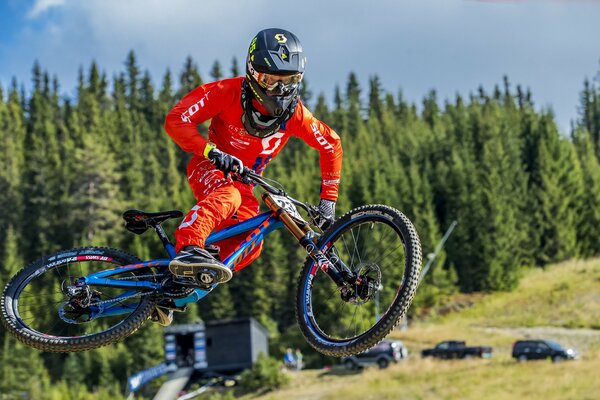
xmin=315 ymin=199 xmax=336 ymax=230
xmin=206 ymin=147 xmax=244 ymax=178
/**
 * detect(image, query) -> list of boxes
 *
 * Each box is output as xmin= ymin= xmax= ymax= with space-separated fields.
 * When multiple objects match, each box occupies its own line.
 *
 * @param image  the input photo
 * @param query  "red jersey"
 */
xmin=164 ymin=77 xmax=343 ymax=201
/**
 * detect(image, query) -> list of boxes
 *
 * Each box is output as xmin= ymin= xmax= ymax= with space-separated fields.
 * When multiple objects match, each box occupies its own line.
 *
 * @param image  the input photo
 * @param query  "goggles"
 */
xmin=257 ymin=72 xmax=303 ymax=91
xmin=248 ymin=61 xmax=303 ymax=91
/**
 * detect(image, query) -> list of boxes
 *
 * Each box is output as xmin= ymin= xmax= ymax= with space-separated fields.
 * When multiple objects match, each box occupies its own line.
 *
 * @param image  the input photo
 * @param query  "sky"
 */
xmin=1 ymin=0 xmax=600 ymax=132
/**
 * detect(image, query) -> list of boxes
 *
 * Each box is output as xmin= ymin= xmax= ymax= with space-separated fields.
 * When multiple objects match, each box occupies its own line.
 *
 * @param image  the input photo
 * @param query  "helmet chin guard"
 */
xmin=241 ymin=79 xmax=298 ymax=138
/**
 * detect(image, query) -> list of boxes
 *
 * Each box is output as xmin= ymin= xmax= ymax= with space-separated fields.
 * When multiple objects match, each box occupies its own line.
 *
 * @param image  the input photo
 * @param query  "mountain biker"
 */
xmin=164 ymin=28 xmax=343 ymax=287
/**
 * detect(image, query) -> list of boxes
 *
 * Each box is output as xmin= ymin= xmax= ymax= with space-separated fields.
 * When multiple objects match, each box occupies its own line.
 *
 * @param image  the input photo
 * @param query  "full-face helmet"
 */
xmin=242 ymin=28 xmax=306 ymax=138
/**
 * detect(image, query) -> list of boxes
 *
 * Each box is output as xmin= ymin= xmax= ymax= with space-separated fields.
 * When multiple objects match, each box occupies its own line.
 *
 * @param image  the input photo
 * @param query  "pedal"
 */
xmin=197 ymin=268 xmax=218 ymax=286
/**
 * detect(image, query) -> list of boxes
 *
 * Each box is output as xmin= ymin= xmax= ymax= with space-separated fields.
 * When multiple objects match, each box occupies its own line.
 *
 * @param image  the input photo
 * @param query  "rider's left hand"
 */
xmin=315 ymin=199 xmax=336 ymax=229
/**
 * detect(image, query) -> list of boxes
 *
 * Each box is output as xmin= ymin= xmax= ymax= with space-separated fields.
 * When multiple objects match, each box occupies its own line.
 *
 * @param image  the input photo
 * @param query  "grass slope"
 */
xmin=240 ymin=258 xmax=600 ymax=400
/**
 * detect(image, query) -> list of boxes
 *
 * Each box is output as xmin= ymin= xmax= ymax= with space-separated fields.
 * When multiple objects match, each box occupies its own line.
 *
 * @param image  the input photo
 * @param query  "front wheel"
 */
xmin=295 ymin=204 xmax=422 ymax=357
xmin=1 ymin=247 xmax=154 ymax=352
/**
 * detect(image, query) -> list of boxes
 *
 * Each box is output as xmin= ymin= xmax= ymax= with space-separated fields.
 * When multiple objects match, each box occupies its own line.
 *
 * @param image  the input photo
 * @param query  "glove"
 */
xmin=206 ymin=147 xmax=244 ymax=178
xmin=315 ymin=199 xmax=336 ymax=229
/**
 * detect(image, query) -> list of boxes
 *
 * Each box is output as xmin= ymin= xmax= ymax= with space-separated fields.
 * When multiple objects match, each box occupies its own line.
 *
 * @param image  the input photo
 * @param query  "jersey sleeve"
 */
xmin=164 ymin=79 xmax=237 ymax=156
xmin=292 ymin=105 xmax=343 ymax=201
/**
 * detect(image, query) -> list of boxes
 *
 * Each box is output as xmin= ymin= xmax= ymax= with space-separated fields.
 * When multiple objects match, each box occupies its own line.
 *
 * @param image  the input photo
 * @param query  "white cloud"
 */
xmin=3 ymin=0 xmax=600 ymax=132
xmin=27 ymin=0 xmax=66 ymax=19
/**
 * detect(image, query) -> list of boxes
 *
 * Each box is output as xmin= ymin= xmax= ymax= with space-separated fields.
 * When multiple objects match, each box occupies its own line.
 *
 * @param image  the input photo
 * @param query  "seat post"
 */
xmin=151 ymin=222 xmax=176 ymax=255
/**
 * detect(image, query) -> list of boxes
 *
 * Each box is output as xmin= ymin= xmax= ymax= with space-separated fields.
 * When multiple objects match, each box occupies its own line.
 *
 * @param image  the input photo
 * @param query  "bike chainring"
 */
xmin=160 ymin=276 xmax=196 ymax=298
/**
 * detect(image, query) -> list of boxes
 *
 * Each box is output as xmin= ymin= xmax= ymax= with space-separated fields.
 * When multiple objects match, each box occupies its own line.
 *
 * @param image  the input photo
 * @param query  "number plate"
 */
xmin=270 ymin=194 xmax=305 ymax=222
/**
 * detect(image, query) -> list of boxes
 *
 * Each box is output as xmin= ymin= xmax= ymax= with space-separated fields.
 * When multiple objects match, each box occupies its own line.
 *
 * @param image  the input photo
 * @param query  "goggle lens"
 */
xmin=256 ymin=72 xmax=302 ymax=91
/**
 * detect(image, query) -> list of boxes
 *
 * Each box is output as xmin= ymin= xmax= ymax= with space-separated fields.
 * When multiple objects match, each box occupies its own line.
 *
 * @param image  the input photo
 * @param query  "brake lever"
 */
xmin=307 ymin=205 xmax=323 ymax=229
xmin=231 ymin=166 xmax=251 ymax=184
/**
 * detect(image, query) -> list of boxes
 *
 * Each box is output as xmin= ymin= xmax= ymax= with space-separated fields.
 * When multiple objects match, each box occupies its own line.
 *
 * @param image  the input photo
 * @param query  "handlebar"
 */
xmin=234 ymin=167 xmax=320 ymax=218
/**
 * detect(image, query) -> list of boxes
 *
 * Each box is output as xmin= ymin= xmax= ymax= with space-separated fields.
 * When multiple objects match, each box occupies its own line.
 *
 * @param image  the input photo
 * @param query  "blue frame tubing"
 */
xmin=80 ymin=211 xmax=285 ymax=316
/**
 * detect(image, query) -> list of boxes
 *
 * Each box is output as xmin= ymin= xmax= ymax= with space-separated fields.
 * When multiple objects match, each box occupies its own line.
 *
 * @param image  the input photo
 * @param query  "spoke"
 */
xmin=44 ymin=318 xmax=64 ymax=335
xmin=352 ymin=224 xmax=364 ymax=264
xmin=376 ymin=252 xmax=407 ymax=276
xmin=103 ymin=298 xmax=139 ymax=312
xmin=19 ymin=291 xmax=64 ymax=298
xmin=57 ymin=324 xmax=70 ymax=337
xmin=330 ymin=299 xmax=347 ymax=332
xmin=369 ymin=243 xmax=404 ymax=270
xmin=358 ymin=223 xmax=370 ymax=265
xmin=360 ymin=224 xmax=396 ymax=264
xmin=350 ymin=224 xmax=364 ymax=266
xmin=341 ymin=235 xmax=356 ymax=270
xmin=316 ymin=263 xmax=343 ymax=299
xmin=66 ymin=263 xmax=73 ymax=284
xmin=18 ymin=300 xmax=66 ymax=312
xmin=347 ymin=304 xmax=359 ymax=339
xmin=53 ymin=265 xmax=64 ymax=281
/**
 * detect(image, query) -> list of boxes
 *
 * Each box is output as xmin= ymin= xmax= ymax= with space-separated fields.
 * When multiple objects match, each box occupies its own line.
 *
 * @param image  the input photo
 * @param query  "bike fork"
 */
xmin=262 ymin=193 xmax=351 ymax=288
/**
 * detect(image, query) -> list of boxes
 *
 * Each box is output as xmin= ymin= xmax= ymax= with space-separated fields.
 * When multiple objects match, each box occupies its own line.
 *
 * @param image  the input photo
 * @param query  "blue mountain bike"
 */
xmin=1 ymin=169 xmax=422 ymax=357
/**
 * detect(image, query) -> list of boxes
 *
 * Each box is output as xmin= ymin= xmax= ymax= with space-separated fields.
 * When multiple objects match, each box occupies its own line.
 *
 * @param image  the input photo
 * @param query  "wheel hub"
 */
xmin=340 ymin=262 xmax=382 ymax=305
xmin=59 ymin=280 xmax=102 ymax=324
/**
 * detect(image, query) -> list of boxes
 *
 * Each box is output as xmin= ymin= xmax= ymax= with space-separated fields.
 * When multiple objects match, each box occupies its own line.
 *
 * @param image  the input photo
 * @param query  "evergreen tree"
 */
xmin=22 ymin=63 xmax=63 ymax=257
xmin=572 ymin=128 xmax=600 ymax=256
xmin=210 ymin=60 xmax=223 ymax=81
xmin=69 ymin=133 xmax=124 ymax=246
xmin=529 ymin=114 xmax=583 ymax=265
xmin=177 ymin=56 xmax=203 ymax=99
xmin=299 ymin=78 xmax=313 ymax=108
xmin=0 ymin=84 xmax=26 ymax=253
xmin=230 ymin=56 xmax=240 ymax=77
xmin=125 ymin=50 xmax=140 ymax=111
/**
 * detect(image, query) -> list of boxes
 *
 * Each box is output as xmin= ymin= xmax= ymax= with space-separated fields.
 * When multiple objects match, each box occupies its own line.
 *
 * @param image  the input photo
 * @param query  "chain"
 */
xmin=113 ymin=274 xmax=166 ymax=281
xmin=88 ymin=290 xmax=155 ymax=307
xmin=78 ymin=274 xmax=184 ymax=307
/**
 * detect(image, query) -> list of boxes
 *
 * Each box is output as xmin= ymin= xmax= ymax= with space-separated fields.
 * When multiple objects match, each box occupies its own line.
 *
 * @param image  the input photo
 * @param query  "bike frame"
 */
xmin=81 ymin=210 xmax=285 ymax=318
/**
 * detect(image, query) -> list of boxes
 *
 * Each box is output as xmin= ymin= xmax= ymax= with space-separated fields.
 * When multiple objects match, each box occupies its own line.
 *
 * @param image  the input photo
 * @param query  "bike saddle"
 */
xmin=122 ymin=209 xmax=183 ymax=234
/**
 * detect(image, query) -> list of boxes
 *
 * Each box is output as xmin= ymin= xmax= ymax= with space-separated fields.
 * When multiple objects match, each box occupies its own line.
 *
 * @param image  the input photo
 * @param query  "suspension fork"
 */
xmin=262 ymin=193 xmax=352 ymax=288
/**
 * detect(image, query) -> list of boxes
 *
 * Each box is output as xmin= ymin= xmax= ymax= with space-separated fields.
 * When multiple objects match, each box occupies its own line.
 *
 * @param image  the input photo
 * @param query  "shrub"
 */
xmin=239 ymin=353 xmax=289 ymax=393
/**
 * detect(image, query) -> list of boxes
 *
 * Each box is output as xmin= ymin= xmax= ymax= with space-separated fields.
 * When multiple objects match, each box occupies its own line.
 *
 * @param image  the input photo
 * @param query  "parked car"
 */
xmin=512 ymin=339 xmax=578 ymax=362
xmin=342 ymin=339 xmax=408 ymax=369
xmin=421 ymin=340 xmax=493 ymax=359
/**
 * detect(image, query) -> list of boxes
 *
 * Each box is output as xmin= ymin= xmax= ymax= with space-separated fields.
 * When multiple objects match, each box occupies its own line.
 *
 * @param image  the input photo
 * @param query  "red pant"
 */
xmin=175 ymin=157 xmax=262 ymax=271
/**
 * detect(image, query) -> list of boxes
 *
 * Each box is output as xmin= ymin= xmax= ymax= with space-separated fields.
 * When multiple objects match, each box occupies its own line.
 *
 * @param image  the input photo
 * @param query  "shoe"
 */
xmin=150 ymin=306 xmax=173 ymax=326
xmin=169 ymin=246 xmax=233 ymax=286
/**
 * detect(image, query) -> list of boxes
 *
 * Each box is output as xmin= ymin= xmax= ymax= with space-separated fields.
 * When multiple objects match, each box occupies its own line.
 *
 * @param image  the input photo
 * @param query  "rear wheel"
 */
xmin=1 ymin=247 xmax=155 ymax=352
xmin=296 ymin=205 xmax=422 ymax=357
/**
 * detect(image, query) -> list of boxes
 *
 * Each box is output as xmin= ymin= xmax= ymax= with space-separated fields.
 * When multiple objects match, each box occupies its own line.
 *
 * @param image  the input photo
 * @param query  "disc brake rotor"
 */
xmin=340 ymin=262 xmax=382 ymax=305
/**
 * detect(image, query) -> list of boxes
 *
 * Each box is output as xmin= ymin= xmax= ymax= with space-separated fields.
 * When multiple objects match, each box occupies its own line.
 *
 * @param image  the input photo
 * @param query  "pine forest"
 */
xmin=2 ymin=51 xmax=600 ymax=398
